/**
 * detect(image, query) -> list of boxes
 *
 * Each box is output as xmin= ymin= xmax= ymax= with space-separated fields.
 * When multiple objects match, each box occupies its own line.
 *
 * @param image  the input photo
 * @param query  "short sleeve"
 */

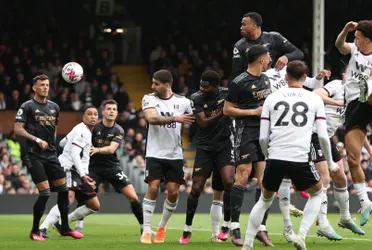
xmin=323 ymin=80 xmax=342 ymax=97
xmin=15 ymin=103 xmax=28 ymax=123
xmin=303 ymin=77 xmax=323 ymax=90
xmin=184 ymin=99 xmax=193 ymax=115
xmin=348 ymin=43 xmax=357 ymax=54
xmin=55 ymin=103 xmax=60 ymax=125
xmin=190 ymin=94 xmax=203 ymax=114
xmin=112 ymin=127 xmax=124 ymax=144
xmin=71 ymin=132 xmax=90 ymax=149
xmin=142 ymin=95 xmax=155 ymax=110
xmin=315 ymin=96 xmax=326 ymax=119
xmin=226 ymin=82 xmax=240 ymax=104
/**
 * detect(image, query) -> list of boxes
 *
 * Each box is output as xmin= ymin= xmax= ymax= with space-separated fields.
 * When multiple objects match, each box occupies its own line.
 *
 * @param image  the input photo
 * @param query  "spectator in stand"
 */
xmin=7 ymin=89 xmax=21 ymax=110
xmin=114 ymin=84 xmax=129 ymax=113
xmin=70 ymin=92 xmax=83 ymax=111
xmin=0 ymin=92 xmax=6 ymax=110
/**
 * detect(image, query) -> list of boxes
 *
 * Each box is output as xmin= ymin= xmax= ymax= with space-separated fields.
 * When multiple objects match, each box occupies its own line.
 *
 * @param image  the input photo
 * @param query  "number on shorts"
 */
xmin=274 ymin=101 xmax=309 ymax=127
xmin=116 ymin=171 xmax=128 ymax=180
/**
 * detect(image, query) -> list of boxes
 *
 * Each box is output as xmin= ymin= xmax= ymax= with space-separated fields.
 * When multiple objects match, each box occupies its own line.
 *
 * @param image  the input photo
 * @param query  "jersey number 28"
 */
xmin=273 ymin=101 xmax=308 ymax=127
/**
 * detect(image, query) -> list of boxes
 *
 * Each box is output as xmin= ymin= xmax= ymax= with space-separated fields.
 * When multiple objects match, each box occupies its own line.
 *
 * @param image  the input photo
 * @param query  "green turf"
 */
xmin=0 ymin=213 xmax=371 ymax=249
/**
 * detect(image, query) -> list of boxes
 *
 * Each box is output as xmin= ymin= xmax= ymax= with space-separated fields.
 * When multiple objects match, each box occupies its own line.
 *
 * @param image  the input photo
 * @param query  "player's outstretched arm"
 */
xmin=335 ymin=21 xmax=358 ymax=55
xmin=313 ymin=88 xmax=344 ymax=106
xmin=59 ymin=137 xmax=68 ymax=147
xmin=143 ymin=107 xmax=194 ymax=125
xmin=90 ymin=141 xmax=120 ymax=155
xmin=194 ymin=109 xmax=223 ymax=128
xmin=223 ymin=101 xmax=262 ymax=117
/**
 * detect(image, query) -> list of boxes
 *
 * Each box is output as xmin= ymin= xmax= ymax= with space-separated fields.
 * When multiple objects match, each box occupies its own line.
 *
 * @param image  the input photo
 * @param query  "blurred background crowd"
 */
xmin=1 ymin=0 xmax=372 ymax=195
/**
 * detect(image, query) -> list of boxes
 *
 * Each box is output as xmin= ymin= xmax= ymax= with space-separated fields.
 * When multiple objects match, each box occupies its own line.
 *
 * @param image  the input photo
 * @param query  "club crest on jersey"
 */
xmin=174 ymin=104 xmax=179 ymax=109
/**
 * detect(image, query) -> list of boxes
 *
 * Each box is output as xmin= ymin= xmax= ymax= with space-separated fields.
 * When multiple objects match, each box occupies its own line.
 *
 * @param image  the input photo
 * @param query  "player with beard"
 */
xmin=179 ymin=70 xmax=235 ymax=244
xmin=231 ymin=12 xmax=304 ymax=80
xmin=223 ymin=45 xmax=272 ymax=246
xmin=140 ymin=69 xmax=194 ymax=244
xmin=14 ymin=74 xmax=82 ymax=240
xmin=335 ymin=20 xmax=372 ymax=226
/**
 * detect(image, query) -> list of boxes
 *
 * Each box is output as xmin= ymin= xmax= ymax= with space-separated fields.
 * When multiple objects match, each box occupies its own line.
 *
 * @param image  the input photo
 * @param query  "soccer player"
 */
xmin=241 ymin=60 xmax=339 ymax=250
xmin=14 ymin=74 xmax=82 ymax=240
xmin=231 ymin=12 xmax=304 ymax=81
xmin=179 ymin=70 xmax=235 ymax=244
xmin=311 ymin=80 xmax=365 ymax=240
xmin=140 ymin=69 xmax=194 ymax=244
xmin=335 ymin=20 xmax=372 ymax=225
xmin=39 ymin=106 xmax=99 ymax=237
xmin=223 ymin=44 xmax=272 ymax=246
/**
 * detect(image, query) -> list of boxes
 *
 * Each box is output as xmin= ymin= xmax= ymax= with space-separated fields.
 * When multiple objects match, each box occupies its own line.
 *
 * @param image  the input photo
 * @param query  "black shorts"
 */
xmin=344 ymin=99 xmax=372 ymax=134
xmin=263 ymin=159 xmax=321 ymax=192
xmin=67 ymin=170 xmax=96 ymax=202
xmin=24 ymin=153 xmax=65 ymax=185
xmin=89 ymin=165 xmax=132 ymax=193
xmin=310 ymin=134 xmax=342 ymax=163
xmin=234 ymin=123 xmax=265 ymax=165
xmin=145 ymin=157 xmax=185 ymax=184
xmin=193 ymin=145 xmax=233 ymax=191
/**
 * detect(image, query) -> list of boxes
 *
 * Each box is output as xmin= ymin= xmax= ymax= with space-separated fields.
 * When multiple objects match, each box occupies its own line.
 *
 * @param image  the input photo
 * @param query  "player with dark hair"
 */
xmin=223 ymin=45 xmax=272 ymax=246
xmin=242 ymin=61 xmax=338 ymax=250
xmin=69 ymin=99 xmax=144 ymax=233
xmin=39 ymin=106 xmax=99 ymax=237
xmin=335 ymin=20 xmax=372 ymax=226
xmin=141 ymin=69 xmax=194 ymax=244
xmin=179 ymin=70 xmax=235 ymax=244
xmin=231 ymin=12 xmax=304 ymax=81
xmin=14 ymin=74 xmax=82 ymax=240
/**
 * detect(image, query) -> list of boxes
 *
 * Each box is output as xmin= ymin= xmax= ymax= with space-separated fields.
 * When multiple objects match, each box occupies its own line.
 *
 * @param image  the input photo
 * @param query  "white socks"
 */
xmin=278 ymin=179 xmax=292 ymax=228
xmin=158 ymin=199 xmax=178 ymax=228
xmin=210 ymin=200 xmax=223 ymax=237
xmin=318 ymin=188 xmax=328 ymax=226
xmin=354 ymin=182 xmax=370 ymax=207
xmin=243 ymin=194 xmax=275 ymax=247
xmin=68 ymin=205 xmax=97 ymax=223
xmin=40 ymin=204 xmax=60 ymax=230
xmin=299 ymin=189 xmax=322 ymax=239
xmin=333 ymin=186 xmax=351 ymax=220
xmin=142 ymin=198 xmax=156 ymax=233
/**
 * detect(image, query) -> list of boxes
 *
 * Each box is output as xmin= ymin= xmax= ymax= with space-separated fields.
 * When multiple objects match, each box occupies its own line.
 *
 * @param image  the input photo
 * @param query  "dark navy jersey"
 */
xmin=89 ymin=121 xmax=124 ymax=167
xmin=227 ymin=72 xmax=271 ymax=126
xmin=15 ymin=99 xmax=60 ymax=156
xmin=231 ymin=31 xmax=304 ymax=82
xmin=191 ymin=87 xmax=230 ymax=150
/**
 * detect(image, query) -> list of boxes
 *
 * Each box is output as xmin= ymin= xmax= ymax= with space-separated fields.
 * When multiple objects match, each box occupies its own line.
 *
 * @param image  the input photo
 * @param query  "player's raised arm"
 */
xmin=259 ymin=99 xmax=271 ymax=158
xmin=335 ymin=21 xmax=358 ymax=55
xmin=273 ymin=32 xmax=304 ymax=70
xmin=314 ymin=96 xmax=338 ymax=172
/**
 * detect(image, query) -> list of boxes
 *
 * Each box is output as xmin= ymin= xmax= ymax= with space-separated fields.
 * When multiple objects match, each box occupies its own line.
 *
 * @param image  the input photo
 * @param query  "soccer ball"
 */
xmin=61 ymin=62 xmax=84 ymax=84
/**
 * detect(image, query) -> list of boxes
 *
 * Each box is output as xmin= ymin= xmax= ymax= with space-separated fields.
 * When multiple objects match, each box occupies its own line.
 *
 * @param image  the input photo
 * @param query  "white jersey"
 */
xmin=264 ymin=67 xmax=323 ymax=93
xmin=261 ymin=87 xmax=326 ymax=162
xmin=142 ymin=93 xmax=192 ymax=160
xmin=344 ymin=43 xmax=372 ymax=104
xmin=322 ymin=80 xmax=345 ymax=137
xmin=58 ymin=122 xmax=92 ymax=174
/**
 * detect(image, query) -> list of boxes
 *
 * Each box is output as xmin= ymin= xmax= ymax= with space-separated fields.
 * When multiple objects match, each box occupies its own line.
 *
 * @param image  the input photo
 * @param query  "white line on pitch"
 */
xmin=164 ymin=226 xmax=372 ymax=242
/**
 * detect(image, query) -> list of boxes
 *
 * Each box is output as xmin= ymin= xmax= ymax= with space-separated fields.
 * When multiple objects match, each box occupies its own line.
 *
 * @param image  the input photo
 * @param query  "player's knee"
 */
xmin=39 ymin=188 xmax=51 ymax=197
xmin=54 ymin=183 xmax=68 ymax=193
xmin=147 ymin=182 xmax=160 ymax=194
xmin=167 ymin=188 xmax=179 ymax=200
xmin=190 ymin=183 xmax=204 ymax=197
xmin=88 ymin=200 xmax=100 ymax=211
xmin=347 ymin=151 xmax=360 ymax=168
xmin=222 ymin=179 xmax=234 ymax=192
